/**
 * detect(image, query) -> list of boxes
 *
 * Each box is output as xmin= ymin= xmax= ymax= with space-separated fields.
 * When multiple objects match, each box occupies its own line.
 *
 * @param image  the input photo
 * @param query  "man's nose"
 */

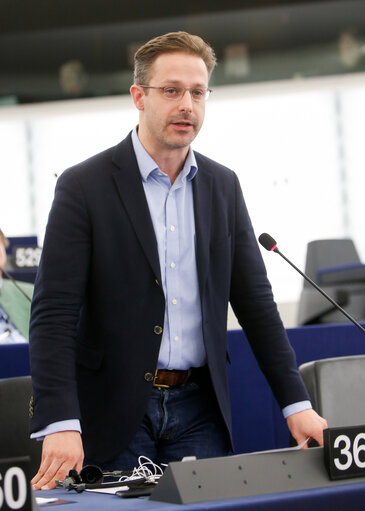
xmin=179 ymin=89 xmax=193 ymax=111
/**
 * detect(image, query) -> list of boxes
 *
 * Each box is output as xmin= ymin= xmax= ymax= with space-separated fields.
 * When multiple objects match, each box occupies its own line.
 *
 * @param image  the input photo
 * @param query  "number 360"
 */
xmin=334 ymin=433 xmax=365 ymax=471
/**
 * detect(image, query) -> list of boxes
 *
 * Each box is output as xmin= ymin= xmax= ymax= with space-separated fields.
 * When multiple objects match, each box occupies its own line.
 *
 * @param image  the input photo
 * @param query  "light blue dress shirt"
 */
xmin=31 ymin=129 xmax=310 ymax=440
xmin=131 ymin=128 xmax=206 ymax=370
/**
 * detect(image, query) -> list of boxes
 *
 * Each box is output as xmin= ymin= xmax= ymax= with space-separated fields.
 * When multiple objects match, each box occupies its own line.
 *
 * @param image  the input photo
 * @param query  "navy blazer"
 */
xmin=29 ymin=132 xmax=309 ymax=461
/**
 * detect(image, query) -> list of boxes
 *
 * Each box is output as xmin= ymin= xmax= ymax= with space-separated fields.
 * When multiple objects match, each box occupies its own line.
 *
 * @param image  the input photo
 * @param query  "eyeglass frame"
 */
xmin=138 ymin=85 xmax=213 ymax=102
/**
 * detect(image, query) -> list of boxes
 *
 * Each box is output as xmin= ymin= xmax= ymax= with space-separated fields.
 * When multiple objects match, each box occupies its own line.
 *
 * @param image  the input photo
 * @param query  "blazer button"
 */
xmin=154 ymin=325 xmax=163 ymax=335
xmin=144 ymin=372 xmax=154 ymax=382
xmin=29 ymin=396 xmax=34 ymax=418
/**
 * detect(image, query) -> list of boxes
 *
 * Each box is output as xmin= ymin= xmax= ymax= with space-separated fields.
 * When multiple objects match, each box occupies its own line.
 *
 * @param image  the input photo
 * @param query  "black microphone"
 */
xmin=258 ymin=233 xmax=365 ymax=335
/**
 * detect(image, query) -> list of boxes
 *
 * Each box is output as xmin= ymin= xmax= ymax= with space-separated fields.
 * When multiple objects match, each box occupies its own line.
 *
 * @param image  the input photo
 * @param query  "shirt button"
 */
xmin=172 ymin=298 xmax=177 ymax=305
xmin=154 ymin=325 xmax=163 ymax=335
xmin=174 ymin=336 xmax=179 ymax=342
xmin=170 ymin=262 xmax=176 ymax=268
xmin=170 ymin=225 xmax=175 ymax=232
xmin=144 ymin=372 xmax=154 ymax=382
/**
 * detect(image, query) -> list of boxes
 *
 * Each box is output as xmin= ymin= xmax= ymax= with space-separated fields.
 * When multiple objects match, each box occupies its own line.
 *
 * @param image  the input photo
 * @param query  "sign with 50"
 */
xmin=0 ymin=458 xmax=30 ymax=511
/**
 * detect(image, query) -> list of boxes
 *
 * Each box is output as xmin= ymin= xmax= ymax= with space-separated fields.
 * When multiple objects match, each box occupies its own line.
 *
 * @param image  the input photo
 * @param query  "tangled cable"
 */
xmin=118 ymin=456 xmax=164 ymax=484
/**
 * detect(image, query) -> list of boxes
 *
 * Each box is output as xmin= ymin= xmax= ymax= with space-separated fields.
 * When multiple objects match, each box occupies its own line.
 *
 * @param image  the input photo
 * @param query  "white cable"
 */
xmin=118 ymin=456 xmax=164 ymax=484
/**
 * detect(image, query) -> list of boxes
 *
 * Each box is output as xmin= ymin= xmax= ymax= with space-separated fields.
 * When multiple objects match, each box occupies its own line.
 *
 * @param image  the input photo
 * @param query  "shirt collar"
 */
xmin=131 ymin=127 xmax=198 ymax=183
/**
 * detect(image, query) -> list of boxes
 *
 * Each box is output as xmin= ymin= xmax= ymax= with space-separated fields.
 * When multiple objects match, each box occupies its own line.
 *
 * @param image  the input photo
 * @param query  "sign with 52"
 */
xmin=13 ymin=247 xmax=41 ymax=270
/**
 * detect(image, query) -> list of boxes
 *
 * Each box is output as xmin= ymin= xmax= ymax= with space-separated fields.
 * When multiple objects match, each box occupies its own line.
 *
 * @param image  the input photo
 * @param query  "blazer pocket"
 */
xmin=76 ymin=343 xmax=104 ymax=370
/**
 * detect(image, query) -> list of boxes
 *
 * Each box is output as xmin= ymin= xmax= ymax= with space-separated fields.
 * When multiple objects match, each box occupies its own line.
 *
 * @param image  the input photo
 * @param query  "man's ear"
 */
xmin=130 ymin=85 xmax=144 ymax=111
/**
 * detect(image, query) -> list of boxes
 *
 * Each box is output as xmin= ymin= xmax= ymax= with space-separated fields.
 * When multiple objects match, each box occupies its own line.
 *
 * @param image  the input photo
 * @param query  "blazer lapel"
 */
xmin=193 ymin=158 xmax=212 ymax=296
xmin=111 ymin=135 xmax=162 ymax=284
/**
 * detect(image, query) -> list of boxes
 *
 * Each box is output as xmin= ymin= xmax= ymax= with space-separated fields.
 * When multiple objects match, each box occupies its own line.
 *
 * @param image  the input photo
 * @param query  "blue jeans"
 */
xmin=86 ymin=379 xmax=230 ymax=471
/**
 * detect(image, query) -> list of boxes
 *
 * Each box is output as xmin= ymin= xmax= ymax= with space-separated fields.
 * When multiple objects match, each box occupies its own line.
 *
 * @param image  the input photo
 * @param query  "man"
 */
xmin=0 ymin=229 xmax=31 ymax=343
xmin=30 ymin=32 xmax=327 ymax=491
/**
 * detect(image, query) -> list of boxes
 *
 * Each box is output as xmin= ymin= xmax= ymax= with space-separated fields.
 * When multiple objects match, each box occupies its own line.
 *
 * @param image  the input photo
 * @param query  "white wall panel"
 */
xmin=0 ymin=121 xmax=32 ymax=235
xmin=340 ymin=88 xmax=365 ymax=261
xmin=194 ymin=89 xmax=343 ymax=303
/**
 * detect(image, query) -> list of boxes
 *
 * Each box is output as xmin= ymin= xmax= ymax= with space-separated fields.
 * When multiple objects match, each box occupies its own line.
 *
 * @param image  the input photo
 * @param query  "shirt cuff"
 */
xmin=282 ymin=400 xmax=312 ymax=419
xmin=30 ymin=420 xmax=81 ymax=441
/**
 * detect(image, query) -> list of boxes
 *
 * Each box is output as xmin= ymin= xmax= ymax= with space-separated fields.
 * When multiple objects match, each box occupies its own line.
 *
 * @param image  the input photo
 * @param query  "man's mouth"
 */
xmin=173 ymin=121 xmax=193 ymax=126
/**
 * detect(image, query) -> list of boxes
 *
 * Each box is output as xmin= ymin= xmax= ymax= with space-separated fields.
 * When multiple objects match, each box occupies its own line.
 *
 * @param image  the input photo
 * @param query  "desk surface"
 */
xmin=37 ymin=481 xmax=365 ymax=511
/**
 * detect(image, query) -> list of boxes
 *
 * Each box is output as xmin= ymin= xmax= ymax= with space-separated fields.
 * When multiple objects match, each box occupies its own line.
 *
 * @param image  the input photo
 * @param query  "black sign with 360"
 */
xmin=324 ymin=425 xmax=365 ymax=480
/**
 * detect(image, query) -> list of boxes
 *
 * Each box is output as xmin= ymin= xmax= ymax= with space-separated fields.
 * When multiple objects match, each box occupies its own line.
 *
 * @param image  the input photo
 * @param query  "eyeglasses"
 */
xmin=139 ymin=85 xmax=212 ymax=102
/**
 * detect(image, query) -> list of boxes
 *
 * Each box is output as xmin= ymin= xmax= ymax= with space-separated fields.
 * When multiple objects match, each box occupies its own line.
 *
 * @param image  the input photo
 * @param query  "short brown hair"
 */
xmin=0 ymin=229 xmax=9 ymax=249
xmin=134 ymin=31 xmax=217 ymax=85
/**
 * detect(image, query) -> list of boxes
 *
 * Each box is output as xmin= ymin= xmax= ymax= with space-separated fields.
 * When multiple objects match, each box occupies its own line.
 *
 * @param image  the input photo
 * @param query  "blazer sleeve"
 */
xmin=229 ymin=173 xmax=309 ymax=409
xmin=29 ymin=168 xmax=91 ymax=432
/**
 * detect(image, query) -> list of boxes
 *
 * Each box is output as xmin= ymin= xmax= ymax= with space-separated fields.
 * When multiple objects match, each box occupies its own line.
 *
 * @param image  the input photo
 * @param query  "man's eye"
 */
xmin=164 ymin=87 xmax=179 ymax=96
xmin=192 ymin=89 xmax=204 ymax=98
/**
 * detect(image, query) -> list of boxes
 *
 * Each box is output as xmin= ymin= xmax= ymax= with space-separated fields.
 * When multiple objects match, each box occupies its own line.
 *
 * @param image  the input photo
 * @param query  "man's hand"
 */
xmin=287 ymin=408 xmax=328 ymax=447
xmin=31 ymin=431 xmax=84 ymax=490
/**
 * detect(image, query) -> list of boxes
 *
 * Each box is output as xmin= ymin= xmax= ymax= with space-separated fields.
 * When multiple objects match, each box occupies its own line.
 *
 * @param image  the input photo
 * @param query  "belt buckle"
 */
xmin=153 ymin=369 xmax=170 ymax=388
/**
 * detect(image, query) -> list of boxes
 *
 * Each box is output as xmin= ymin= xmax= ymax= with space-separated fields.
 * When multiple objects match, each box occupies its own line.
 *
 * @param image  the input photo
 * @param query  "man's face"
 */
xmin=134 ymin=52 xmax=209 ymax=153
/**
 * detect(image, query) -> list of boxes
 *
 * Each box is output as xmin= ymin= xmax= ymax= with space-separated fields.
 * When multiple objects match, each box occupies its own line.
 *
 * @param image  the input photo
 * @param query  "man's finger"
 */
xmin=31 ymin=458 xmax=54 ymax=486
xmin=75 ymin=458 xmax=83 ymax=474
xmin=32 ymin=458 xmax=65 ymax=490
xmin=42 ymin=462 xmax=73 ymax=490
xmin=292 ymin=434 xmax=309 ymax=449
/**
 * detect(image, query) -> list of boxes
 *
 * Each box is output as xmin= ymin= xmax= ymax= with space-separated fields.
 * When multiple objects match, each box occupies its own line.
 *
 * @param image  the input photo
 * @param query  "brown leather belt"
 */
xmin=153 ymin=367 xmax=206 ymax=388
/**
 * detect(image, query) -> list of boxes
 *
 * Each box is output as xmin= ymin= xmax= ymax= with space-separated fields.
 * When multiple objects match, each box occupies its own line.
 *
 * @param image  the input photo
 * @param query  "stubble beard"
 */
xmin=161 ymin=116 xmax=201 ymax=150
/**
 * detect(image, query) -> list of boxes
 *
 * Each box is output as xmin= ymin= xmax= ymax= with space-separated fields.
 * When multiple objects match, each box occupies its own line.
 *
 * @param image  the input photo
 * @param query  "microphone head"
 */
xmin=258 ymin=233 xmax=278 ymax=252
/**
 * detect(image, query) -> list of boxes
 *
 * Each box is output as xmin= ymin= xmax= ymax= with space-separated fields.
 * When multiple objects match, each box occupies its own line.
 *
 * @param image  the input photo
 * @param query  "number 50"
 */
xmin=0 ymin=467 xmax=27 ymax=510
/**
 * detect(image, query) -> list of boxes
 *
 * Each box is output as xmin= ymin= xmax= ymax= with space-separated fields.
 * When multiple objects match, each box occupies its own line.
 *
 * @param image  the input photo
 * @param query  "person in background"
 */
xmin=0 ymin=228 xmax=29 ymax=343
xmin=29 ymin=31 xmax=327 ymax=491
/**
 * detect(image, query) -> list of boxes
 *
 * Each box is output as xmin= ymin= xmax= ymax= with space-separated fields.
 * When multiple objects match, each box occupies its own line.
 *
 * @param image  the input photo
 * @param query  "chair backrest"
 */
xmin=297 ymin=239 xmax=365 ymax=325
xmin=0 ymin=376 xmax=41 ymax=478
xmin=299 ymin=355 xmax=365 ymax=428
xmin=303 ymin=239 xmax=360 ymax=286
